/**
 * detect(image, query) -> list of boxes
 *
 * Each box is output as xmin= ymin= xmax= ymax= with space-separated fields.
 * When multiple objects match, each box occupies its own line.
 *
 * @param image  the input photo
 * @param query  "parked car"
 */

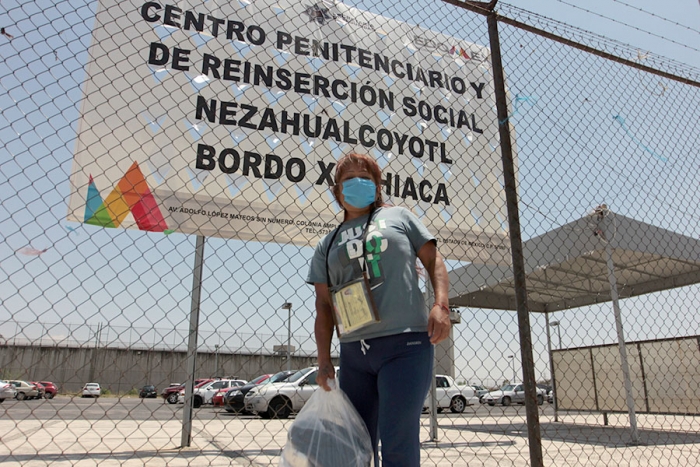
xmin=537 ymin=384 xmax=553 ymax=403
xmin=179 ymin=379 xmax=247 ymax=408
xmin=30 ymin=382 xmax=46 ymax=400
xmin=8 ymin=380 xmax=39 ymax=400
xmin=161 ymin=383 xmax=183 ymax=404
xmin=245 ymin=367 xmax=338 ymax=419
xmin=139 ymin=385 xmax=158 ymax=398
xmin=82 ymin=383 xmax=101 ymax=398
xmin=211 ymin=388 xmax=229 ymax=407
xmin=472 ymin=385 xmax=489 ymax=400
xmin=161 ymin=379 xmax=211 ymax=404
xmin=482 ymin=383 xmax=545 ymax=406
xmin=39 ymin=381 xmax=58 ymax=399
xmin=0 ymin=380 xmax=17 ymax=402
xmin=224 ymin=371 xmax=294 ymax=414
xmin=423 ymin=375 xmax=479 ymax=413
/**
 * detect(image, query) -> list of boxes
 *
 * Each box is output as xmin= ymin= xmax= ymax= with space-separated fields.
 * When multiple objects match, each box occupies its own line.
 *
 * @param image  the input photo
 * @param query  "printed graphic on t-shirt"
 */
xmin=336 ymin=217 xmax=388 ymax=289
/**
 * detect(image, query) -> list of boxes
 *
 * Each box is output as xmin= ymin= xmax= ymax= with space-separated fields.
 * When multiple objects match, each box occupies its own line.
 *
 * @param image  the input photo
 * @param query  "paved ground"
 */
xmin=0 ymin=397 xmax=699 ymax=466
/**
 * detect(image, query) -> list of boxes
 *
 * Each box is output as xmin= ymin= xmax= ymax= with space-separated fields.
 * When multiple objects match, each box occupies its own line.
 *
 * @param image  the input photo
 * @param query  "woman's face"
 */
xmin=336 ymin=164 xmax=379 ymax=218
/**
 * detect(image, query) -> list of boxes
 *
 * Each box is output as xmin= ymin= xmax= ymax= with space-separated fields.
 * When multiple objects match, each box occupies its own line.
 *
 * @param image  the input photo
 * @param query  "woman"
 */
xmin=306 ymin=152 xmax=451 ymax=467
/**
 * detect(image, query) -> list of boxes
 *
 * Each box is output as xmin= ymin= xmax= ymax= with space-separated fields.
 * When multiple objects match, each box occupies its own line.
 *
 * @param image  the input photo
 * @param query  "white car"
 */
xmin=482 ymin=383 xmax=545 ymax=406
xmin=179 ymin=379 xmax=247 ymax=408
xmin=0 ymin=380 xmax=16 ymax=402
xmin=245 ymin=366 xmax=338 ymax=419
xmin=82 ymin=383 xmax=101 ymax=398
xmin=423 ymin=375 xmax=479 ymax=413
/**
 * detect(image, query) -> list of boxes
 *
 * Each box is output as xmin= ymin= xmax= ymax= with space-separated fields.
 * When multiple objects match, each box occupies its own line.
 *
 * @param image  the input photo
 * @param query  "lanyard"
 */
xmin=324 ymin=207 xmax=377 ymax=289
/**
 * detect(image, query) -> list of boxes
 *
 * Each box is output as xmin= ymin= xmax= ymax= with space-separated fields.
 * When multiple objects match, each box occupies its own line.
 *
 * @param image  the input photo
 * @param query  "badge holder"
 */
xmin=330 ymin=274 xmax=380 ymax=337
xmin=325 ymin=207 xmax=381 ymax=338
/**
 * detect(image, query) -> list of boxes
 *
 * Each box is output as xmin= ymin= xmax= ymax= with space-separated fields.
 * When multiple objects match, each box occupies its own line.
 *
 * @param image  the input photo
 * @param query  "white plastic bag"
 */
xmin=279 ymin=380 xmax=373 ymax=467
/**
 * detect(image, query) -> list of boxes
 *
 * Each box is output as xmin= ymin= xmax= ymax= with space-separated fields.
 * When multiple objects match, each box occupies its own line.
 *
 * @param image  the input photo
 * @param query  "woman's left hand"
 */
xmin=418 ymin=241 xmax=451 ymax=345
xmin=428 ymin=304 xmax=451 ymax=344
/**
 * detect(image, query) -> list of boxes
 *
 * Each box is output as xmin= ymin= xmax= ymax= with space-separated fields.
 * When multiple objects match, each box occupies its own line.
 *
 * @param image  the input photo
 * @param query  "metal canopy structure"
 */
xmin=448 ymin=207 xmax=700 ymax=444
xmin=448 ymin=210 xmax=700 ymax=312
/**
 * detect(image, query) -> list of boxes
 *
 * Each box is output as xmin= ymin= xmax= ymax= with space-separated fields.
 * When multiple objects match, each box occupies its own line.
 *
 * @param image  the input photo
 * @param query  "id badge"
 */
xmin=331 ymin=274 xmax=380 ymax=337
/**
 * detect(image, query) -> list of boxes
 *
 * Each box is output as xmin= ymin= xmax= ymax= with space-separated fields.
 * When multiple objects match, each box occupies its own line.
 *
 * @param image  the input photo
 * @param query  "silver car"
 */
xmin=472 ymin=385 xmax=489 ymax=399
xmin=8 ymin=380 xmax=39 ymax=400
xmin=245 ymin=366 xmax=339 ymax=419
xmin=482 ymin=384 xmax=544 ymax=406
xmin=0 ymin=380 xmax=16 ymax=402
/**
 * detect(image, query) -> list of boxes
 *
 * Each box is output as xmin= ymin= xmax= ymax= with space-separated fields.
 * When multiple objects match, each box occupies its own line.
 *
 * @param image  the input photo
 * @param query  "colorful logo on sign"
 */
xmin=84 ymin=161 xmax=168 ymax=232
xmin=449 ymin=46 xmax=471 ymax=60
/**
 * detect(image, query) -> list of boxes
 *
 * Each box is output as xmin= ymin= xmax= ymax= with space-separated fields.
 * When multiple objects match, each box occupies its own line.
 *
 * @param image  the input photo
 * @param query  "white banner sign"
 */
xmin=67 ymin=0 xmax=512 ymax=264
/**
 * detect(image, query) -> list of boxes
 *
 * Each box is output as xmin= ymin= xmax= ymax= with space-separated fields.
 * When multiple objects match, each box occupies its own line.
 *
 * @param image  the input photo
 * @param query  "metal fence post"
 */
xmin=486 ymin=10 xmax=544 ymax=467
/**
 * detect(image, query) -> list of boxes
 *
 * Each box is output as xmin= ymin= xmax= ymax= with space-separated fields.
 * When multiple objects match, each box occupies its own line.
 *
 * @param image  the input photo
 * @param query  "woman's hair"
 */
xmin=332 ymin=153 xmax=384 ymax=211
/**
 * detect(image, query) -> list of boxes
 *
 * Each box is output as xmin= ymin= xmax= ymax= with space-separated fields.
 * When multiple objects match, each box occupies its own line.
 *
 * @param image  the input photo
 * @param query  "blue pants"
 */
xmin=339 ymin=332 xmax=433 ymax=467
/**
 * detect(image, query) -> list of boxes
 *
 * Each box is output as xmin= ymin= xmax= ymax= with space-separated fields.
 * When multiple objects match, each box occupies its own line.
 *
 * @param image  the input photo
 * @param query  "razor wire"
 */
xmin=1 ymin=0 xmax=700 ymax=466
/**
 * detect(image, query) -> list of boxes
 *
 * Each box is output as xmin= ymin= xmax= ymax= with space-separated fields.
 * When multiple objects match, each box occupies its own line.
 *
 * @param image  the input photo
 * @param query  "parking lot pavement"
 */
xmin=1 ymin=397 xmax=699 ymax=466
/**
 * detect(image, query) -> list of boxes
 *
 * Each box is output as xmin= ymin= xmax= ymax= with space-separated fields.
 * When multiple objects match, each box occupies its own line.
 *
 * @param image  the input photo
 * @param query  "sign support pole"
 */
xmin=425 ymin=281 xmax=439 ymax=442
xmin=180 ymin=235 xmax=206 ymax=448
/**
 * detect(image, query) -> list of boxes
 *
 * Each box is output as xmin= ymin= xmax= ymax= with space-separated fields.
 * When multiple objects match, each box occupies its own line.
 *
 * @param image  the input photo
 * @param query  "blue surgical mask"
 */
xmin=341 ymin=177 xmax=377 ymax=209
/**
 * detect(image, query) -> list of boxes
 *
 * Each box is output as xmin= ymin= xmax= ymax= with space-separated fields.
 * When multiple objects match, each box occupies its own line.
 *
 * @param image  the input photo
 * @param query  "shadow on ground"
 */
xmin=443 ymin=421 xmax=700 ymax=447
xmin=0 ymin=448 xmax=251 ymax=465
xmin=421 ymin=440 xmax=516 ymax=449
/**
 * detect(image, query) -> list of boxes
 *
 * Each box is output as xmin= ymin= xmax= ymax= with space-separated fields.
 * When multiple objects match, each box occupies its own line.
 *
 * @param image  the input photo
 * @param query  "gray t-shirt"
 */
xmin=306 ymin=206 xmax=435 ymax=342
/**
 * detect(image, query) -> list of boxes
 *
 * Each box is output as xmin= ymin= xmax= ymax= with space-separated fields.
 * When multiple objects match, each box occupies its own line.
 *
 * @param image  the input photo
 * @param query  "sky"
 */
xmin=1 ymin=0 xmax=699 ymax=387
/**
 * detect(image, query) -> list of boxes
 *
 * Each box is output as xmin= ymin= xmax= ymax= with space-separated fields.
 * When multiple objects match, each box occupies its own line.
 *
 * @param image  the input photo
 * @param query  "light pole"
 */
xmin=507 ymin=354 xmax=516 ymax=383
xmin=214 ymin=344 xmax=220 ymax=377
xmin=281 ymin=302 xmax=293 ymax=371
xmin=550 ymin=321 xmax=562 ymax=350
xmin=546 ymin=314 xmax=560 ymax=422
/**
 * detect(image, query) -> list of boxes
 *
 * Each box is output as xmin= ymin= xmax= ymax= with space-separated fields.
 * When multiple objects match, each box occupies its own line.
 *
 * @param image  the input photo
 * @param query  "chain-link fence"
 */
xmin=1 ymin=0 xmax=699 ymax=465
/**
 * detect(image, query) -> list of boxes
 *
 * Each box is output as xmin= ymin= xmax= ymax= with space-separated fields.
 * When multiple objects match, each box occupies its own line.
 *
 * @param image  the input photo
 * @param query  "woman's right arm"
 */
xmin=314 ymin=283 xmax=336 ymax=391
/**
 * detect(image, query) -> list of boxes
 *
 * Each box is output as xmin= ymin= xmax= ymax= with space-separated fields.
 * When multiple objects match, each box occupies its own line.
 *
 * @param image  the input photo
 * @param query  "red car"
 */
xmin=212 ymin=388 xmax=228 ymax=407
xmin=161 ymin=384 xmax=184 ymax=404
xmin=39 ymin=381 xmax=57 ymax=399
xmin=162 ymin=379 xmax=212 ymax=404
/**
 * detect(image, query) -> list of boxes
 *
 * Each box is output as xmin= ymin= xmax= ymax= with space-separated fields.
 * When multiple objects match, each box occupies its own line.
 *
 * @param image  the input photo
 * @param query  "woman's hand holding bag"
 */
xmin=279 ymin=379 xmax=373 ymax=467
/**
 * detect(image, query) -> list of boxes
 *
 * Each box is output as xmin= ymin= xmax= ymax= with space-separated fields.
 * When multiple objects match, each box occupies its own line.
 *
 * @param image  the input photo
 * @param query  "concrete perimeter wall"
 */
xmin=0 ymin=344 xmax=330 ymax=394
